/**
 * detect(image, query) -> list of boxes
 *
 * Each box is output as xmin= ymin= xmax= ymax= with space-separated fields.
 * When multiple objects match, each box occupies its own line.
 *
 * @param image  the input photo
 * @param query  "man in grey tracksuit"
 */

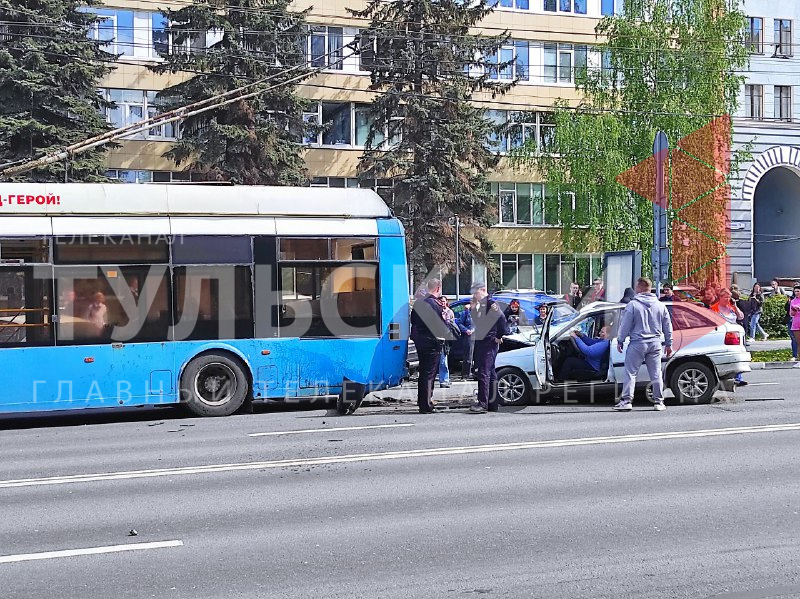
xmin=614 ymin=277 xmax=674 ymax=411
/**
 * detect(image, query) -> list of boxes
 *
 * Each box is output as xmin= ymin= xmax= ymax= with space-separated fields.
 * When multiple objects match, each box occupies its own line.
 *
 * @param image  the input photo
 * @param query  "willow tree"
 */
xmin=515 ymin=0 xmax=748 ymax=283
xmin=352 ymin=0 xmax=513 ymax=282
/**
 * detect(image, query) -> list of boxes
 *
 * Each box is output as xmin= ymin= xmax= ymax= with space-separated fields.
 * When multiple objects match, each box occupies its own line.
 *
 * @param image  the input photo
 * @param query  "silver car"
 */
xmin=494 ymin=300 xmax=752 ymax=405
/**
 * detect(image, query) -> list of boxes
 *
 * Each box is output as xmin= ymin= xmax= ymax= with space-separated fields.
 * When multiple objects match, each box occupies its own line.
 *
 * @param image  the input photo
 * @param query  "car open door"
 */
xmin=531 ymin=303 xmax=555 ymax=389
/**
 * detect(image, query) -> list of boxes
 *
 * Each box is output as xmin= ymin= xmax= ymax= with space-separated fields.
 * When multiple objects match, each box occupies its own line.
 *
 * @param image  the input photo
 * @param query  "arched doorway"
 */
xmin=753 ymin=166 xmax=800 ymax=282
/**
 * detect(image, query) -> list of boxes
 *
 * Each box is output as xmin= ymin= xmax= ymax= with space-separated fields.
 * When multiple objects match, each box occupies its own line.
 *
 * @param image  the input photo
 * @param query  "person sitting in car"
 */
xmin=503 ymin=299 xmax=529 ymax=334
xmin=559 ymin=326 xmax=611 ymax=382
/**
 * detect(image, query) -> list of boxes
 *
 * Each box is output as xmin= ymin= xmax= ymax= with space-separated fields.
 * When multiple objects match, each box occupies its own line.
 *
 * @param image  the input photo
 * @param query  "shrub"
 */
xmin=761 ymin=294 xmax=789 ymax=337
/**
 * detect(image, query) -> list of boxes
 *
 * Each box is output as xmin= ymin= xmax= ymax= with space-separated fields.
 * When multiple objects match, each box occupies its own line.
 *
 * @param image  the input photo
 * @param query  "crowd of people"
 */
xmin=411 ymin=274 xmax=800 ymax=414
xmin=410 ymin=279 xmax=509 ymax=414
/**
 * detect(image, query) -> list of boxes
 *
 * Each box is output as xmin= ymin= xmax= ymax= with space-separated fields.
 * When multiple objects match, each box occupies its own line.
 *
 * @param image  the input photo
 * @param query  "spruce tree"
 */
xmin=0 ymin=0 xmax=114 ymax=182
xmin=353 ymin=0 xmax=513 ymax=282
xmin=151 ymin=0 xmax=311 ymax=185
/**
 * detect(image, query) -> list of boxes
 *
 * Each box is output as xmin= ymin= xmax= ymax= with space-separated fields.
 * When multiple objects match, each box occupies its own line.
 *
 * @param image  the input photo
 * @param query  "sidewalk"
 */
xmin=746 ymin=338 xmax=800 ymax=370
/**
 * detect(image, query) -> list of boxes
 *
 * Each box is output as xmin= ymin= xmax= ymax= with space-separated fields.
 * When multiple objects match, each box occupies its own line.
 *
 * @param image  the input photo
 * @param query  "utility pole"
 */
xmin=652 ymin=130 xmax=670 ymax=295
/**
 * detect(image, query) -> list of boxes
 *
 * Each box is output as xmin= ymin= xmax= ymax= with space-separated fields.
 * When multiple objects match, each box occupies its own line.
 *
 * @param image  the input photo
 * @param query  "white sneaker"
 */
xmin=653 ymin=400 xmax=666 ymax=411
xmin=763 ymin=333 xmax=769 ymax=341
xmin=747 ymin=337 xmax=755 ymax=343
xmin=613 ymin=400 xmax=633 ymax=411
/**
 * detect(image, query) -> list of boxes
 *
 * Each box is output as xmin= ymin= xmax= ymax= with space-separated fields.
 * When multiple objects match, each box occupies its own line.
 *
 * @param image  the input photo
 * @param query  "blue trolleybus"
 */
xmin=0 ymin=183 xmax=409 ymax=416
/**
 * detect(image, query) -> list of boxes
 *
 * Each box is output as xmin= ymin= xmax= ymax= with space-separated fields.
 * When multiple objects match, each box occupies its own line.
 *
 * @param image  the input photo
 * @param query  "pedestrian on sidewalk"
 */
xmin=614 ymin=277 xmax=673 ymax=412
xmin=456 ymin=301 xmax=475 ymax=379
xmin=711 ymin=288 xmax=747 ymax=386
xmin=747 ymin=283 xmax=768 ymax=342
xmin=658 ymin=285 xmax=674 ymax=302
xmin=469 ymin=282 xmax=509 ymax=414
xmin=563 ymin=282 xmax=583 ymax=309
xmin=437 ymin=296 xmax=456 ymax=388
xmin=410 ymin=279 xmax=450 ymax=414
xmin=790 ymin=284 xmax=800 ymax=361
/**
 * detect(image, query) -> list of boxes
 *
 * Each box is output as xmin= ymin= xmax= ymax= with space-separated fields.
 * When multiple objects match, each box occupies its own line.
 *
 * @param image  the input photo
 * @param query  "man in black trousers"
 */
xmin=410 ymin=279 xmax=449 ymax=414
xmin=469 ymin=282 xmax=510 ymax=413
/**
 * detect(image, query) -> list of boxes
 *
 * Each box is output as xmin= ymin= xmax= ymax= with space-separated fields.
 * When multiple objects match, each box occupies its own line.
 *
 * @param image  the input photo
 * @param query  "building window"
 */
xmin=308 ymin=26 xmax=344 ymax=70
xmin=106 ymin=170 xmax=195 ymax=183
xmin=302 ymin=102 xmax=352 ymax=146
xmin=487 ymin=111 xmax=556 ymax=154
xmin=101 ymin=89 xmax=178 ymax=140
xmin=488 ymin=41 xmax=529 ymax=81
xmin=774 ymin=19 xmax=792 ymax=57
xmin=775 ymin=86 xmax=792 ymax=121
xmin=303 ymin=103 xmax=391 ymax=148
xmin=744 ymin=84 xmax=763 ymax=119
xmin=601 ymin=0 xmax=622 ymax=16
xmin=493 ymin=183 xmax=545 ymax=226
xmin=489 ymin=253 xmax=603 ymax=295
xmin=543 ymin=43 xmax=574 ymax=83
xmin=88 ymin=9 xmax=134 ymax=55
xmin=746 ymin=17 xmax=763 ymax=53
xmin=543 ymin=0 xmax=584 ymax=13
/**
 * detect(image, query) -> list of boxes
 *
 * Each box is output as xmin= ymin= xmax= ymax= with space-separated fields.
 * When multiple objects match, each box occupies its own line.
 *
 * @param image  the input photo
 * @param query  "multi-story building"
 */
xmin=93 ymin=0 xmax=624 ymax=295
xmin=732 ymin=1 xmax=800 ymax=284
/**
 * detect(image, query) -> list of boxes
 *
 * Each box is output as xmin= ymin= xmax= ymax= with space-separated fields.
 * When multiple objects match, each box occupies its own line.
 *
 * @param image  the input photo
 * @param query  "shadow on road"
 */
xmin=0 ymin=398 xmax=338 ymax=431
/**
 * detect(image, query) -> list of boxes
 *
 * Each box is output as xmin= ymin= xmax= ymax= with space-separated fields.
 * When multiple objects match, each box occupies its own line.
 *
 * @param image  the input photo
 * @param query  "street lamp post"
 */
xmin=449 ymin=216 xmax=461 ymax=298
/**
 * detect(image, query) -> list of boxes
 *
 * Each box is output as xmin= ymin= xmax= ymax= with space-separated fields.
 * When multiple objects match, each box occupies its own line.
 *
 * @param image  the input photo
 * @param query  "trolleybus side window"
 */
xmin=54 ymin=236 xmax=169 ymax=264
xmin=278 ymin=237 xmax=379 ymax=338
xmin=54 ymin=266 xmax=170 ymax=345
xmin=0 ymin=238 xmax=54 ymax=347
xmin=172 ymin=265 xmax=253 ymax=341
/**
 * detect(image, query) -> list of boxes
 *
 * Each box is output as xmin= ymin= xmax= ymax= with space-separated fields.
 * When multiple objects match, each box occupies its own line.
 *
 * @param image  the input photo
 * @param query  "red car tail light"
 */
xmin=724 ymin=331 xmax=740 ymax=345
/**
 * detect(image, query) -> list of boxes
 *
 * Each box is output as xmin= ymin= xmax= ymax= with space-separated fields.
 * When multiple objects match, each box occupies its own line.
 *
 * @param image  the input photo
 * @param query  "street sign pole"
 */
xmin=652 ymin=131 xmax=670 ymax=295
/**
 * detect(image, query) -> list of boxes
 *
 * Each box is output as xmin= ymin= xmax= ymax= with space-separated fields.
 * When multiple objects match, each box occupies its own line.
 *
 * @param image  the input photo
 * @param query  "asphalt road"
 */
xmin=2 ymin=369 xmax=800 ymax=599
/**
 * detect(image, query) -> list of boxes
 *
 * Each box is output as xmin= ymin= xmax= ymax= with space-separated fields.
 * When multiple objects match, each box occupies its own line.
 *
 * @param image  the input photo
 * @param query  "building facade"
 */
xmin=92 ymin=0 xmax=625 ymax=295
xmin=732 ymin=1 xmax=800 ymax=284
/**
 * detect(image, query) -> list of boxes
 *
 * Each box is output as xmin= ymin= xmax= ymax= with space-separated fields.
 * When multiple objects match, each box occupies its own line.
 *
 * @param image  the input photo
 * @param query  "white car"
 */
xmin=494 ymin=300 xmax=752 ymax=405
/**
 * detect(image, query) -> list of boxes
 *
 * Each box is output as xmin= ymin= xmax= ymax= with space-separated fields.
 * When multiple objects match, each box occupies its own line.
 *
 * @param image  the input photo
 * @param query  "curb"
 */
xmin=750 ymin=361 xmax=800 ymax=370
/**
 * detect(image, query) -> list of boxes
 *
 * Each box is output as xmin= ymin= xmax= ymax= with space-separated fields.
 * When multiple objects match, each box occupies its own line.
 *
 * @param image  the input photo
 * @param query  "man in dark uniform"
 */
xmin=469 ymin=282 xmax=510 ymax=413
xmin=410 ymin=279 xmax=449 ymax=413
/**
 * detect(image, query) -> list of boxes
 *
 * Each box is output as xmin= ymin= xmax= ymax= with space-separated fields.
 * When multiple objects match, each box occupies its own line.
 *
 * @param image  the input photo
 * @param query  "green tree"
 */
xmin=353 ymin=0 xmax=513 ymax=281
xmin=514 ymin=0 xmax=748 ymax=281
xmin=0 ymin=0 xmax=114 ymax=181
xmin=151 ymin=0 xmax=311 ymax=185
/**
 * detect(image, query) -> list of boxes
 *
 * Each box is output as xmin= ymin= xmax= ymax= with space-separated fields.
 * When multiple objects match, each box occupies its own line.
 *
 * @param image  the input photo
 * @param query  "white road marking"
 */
xmin=4 ymin=423 xmax=800 ymax=490
xmin=248 ymin=423 xmax=415 ymax=437
xmin=0 ymin=540 xmax=183 ymax=565
xmin=742 ymin=382 xmax=780 ymax=386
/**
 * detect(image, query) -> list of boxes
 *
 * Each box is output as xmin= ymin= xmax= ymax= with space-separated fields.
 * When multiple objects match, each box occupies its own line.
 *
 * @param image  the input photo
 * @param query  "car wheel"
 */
xmin=181 ymin=353 xmax=248 ymax=417
xmin=669 ymin=361 xmax=717 ymax=405
xmin=496 ymin=367 xmax=531 ymax=406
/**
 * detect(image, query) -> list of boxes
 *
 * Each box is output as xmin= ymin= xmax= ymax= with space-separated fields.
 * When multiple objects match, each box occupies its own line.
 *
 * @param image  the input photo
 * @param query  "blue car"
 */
xmin=447 ymin=291 xmax=576 ymax=363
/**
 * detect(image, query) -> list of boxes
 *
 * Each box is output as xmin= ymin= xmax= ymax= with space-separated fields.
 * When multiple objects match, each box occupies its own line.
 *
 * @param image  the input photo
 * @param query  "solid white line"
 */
xmin=248 ymin=423 xmax=415 ymax=437
xmin=742 ymin=382 xmax=780 ymax=386
xmin=4 ymin=423 xmax=800 ymax=490
xmin=0 ymin=540 xmax=183 ymax=565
